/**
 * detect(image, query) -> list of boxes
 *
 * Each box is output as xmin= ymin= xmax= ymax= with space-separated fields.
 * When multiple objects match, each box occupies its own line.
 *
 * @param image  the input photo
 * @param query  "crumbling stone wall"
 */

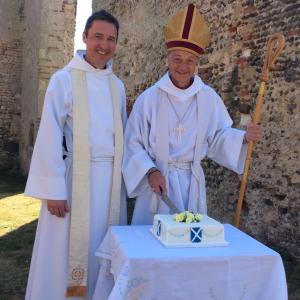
xmin=20 ymin=0 xmax=76 ymax=173
xmin=94 ymin=0 xmax=300 ymax=260
xmin=0 ymin=0 xmax=76 ymax=174
xmin=0 ymin=0 xmax=24 ymax=173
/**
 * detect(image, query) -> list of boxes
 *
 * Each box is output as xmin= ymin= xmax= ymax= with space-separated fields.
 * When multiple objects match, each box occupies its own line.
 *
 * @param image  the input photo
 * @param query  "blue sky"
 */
xmin=74 ymin=0 xmax=92 ymax=52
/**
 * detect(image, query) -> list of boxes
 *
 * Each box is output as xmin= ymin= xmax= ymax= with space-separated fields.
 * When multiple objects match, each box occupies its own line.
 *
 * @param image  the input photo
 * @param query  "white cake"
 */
xmin=151 ymin=214 xmax=228 ymax=248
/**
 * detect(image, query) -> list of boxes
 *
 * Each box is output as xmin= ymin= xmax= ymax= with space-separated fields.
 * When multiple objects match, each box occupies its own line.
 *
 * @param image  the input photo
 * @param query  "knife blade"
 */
xmin=160 ymin=192 xmax=181 ymax=213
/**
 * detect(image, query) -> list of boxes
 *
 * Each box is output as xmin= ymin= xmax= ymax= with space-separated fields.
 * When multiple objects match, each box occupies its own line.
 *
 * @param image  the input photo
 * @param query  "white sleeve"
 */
xmin=122 ymin=94 xmax=156 ymax=197
xmin=207 ymin=94 xmax=247 ymax=174
xmin=25 ymin=72 xmax=70 ymax=200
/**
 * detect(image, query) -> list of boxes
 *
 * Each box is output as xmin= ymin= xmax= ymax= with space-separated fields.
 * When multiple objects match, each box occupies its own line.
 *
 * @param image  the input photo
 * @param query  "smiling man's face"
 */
xmin=83 ymin=20 xmax=117 ymax=69
xmin=167 ymin=50 xmax=198 ymax=89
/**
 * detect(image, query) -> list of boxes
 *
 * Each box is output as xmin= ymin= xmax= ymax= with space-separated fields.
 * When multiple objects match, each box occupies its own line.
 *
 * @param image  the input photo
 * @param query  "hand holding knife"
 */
xmin=147 ymin=168 xmax=181 ymax=214
xmin=147 ymin=168 xmax=167 ymax=194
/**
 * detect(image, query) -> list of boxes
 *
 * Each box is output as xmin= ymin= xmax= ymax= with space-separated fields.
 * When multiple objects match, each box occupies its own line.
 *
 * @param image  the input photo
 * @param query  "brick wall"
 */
xmin=0 ymin=0 xmax=76 ymax=174
xmin=0 ymin=0 xmax=24 ymax=173
xmin=93 ymin=0 xmax=300 ymax=260
xmin=19 ymin=0 xmax=76 ymax=173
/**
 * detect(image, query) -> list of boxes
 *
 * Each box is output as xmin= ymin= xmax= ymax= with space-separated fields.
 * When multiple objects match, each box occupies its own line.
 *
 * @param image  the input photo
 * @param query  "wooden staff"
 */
xmin=234 ymin=33 xmax=285 ymax=228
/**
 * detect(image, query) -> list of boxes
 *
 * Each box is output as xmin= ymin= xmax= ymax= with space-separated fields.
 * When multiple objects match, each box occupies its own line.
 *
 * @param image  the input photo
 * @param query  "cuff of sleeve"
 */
xmin=25 ymin=175 xmax=68 ymax=200
xmin=146 ymin=167 xmax=159 ymax=177
xmin=237 ymin=139 xmax=248 ymax=174
xmin=124 ymin=161 xmax=156 ymax=198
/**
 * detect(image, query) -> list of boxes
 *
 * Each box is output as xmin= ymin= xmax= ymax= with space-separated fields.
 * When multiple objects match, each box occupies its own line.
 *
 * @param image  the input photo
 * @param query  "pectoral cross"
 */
xmin=174 ymin=123 xmax=186 ymax=142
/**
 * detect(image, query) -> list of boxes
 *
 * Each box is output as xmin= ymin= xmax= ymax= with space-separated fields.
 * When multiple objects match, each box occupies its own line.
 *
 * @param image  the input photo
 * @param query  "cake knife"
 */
xmin=160 ymin=191 xmax=181 ymax=213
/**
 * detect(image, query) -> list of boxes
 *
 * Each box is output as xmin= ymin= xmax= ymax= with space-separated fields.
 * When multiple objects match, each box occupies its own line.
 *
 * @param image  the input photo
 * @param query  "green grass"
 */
xmin=0 ymin=220 xmax=38 ymax=299
xmin=0 ymin=192 xmax=40 ymax=300
xmin=0 ymin=175 xmax=299 ymax=299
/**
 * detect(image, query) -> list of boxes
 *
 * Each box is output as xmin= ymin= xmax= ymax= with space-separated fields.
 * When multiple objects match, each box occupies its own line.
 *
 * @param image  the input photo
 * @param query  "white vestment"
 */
xmin=123 ymin=73 xmax=247 ymax=224
xmin=25 ymin=52 xmax=127 ymax=300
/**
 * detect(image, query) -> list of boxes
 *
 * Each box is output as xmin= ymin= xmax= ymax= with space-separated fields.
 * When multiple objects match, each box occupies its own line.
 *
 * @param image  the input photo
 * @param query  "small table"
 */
xmin=93 ymin=225 xmax=287 ymax=300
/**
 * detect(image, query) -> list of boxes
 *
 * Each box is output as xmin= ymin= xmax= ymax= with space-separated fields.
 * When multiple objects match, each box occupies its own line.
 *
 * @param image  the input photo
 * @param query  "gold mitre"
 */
xmin=165 ymin=3 xmax=211 ymax=57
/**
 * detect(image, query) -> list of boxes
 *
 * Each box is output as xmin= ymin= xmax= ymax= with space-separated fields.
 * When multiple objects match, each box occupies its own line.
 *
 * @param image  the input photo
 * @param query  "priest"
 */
xmin=122 ymin=4 xmax=262 ymax=224
xmin=25 ymin=10 xmax=127 ymax=300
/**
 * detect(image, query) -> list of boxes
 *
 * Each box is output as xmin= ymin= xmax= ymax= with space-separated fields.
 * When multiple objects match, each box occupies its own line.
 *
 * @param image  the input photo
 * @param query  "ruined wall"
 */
xmin=94 ymin=0 xmax=300 ymax=260
xmin=19 ymin=0 xmax=41 ymax=175
xmin=20 ymin=0 xmax=76 ymax=173
xmin=0 ymin=0 xmax=76 ymax=174
xmin=0 ymin=0 xmax=24 ymax=173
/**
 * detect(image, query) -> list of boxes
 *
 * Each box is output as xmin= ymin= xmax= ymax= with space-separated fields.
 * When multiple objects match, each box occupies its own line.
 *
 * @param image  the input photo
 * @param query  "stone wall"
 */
xmin=20 ymin=0 xmax=76 ymax=173
xmin=19 ymin=0 xmax=41 ymax=175
xmin=0 ymin=0 xmax=76 ymax=174
xmin=0 ymin=0 xmax=298 ymax=261
xmin=0 ymin=0 xmax=24 ymax=173
xmin=94 ymin=0 xmax=300 ymax=260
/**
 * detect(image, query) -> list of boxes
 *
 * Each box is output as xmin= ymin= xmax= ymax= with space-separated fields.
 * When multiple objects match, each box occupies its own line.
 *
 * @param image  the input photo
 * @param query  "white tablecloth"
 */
xmin=92 ymin=225 xmax=287 ymax=300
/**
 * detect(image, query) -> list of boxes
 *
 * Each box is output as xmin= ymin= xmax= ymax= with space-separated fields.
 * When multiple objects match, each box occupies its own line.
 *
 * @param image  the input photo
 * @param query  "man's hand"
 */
xmin=245 ymin=123 xmax=263 ymax=143
xmin=148 ymin=170 xmax=167 ymax=195
xmin=47 ymin=200 xmax=70 ymax=218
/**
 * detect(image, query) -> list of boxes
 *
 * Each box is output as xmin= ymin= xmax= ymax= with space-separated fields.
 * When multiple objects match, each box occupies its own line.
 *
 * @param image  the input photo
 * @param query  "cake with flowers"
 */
xmin=151 ymin=212 xmax=228 ymax=248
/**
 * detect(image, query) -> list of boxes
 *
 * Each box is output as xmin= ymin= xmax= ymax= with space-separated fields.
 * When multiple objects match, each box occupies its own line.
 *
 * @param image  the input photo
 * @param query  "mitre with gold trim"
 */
xmin=165 ymin=3 xmax=211 ymax=56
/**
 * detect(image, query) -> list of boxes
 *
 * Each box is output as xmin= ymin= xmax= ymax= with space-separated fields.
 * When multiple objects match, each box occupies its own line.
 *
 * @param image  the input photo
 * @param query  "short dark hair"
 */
xmin=84 ymin=10 xmax=119 ymax=37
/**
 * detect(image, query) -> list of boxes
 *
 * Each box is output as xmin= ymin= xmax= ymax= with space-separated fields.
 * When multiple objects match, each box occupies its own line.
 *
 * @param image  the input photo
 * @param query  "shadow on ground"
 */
xmin=0 ymin=220 xmax=37 ymax=300
xmin=0 ymin=174 xmax=27 ymax=199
